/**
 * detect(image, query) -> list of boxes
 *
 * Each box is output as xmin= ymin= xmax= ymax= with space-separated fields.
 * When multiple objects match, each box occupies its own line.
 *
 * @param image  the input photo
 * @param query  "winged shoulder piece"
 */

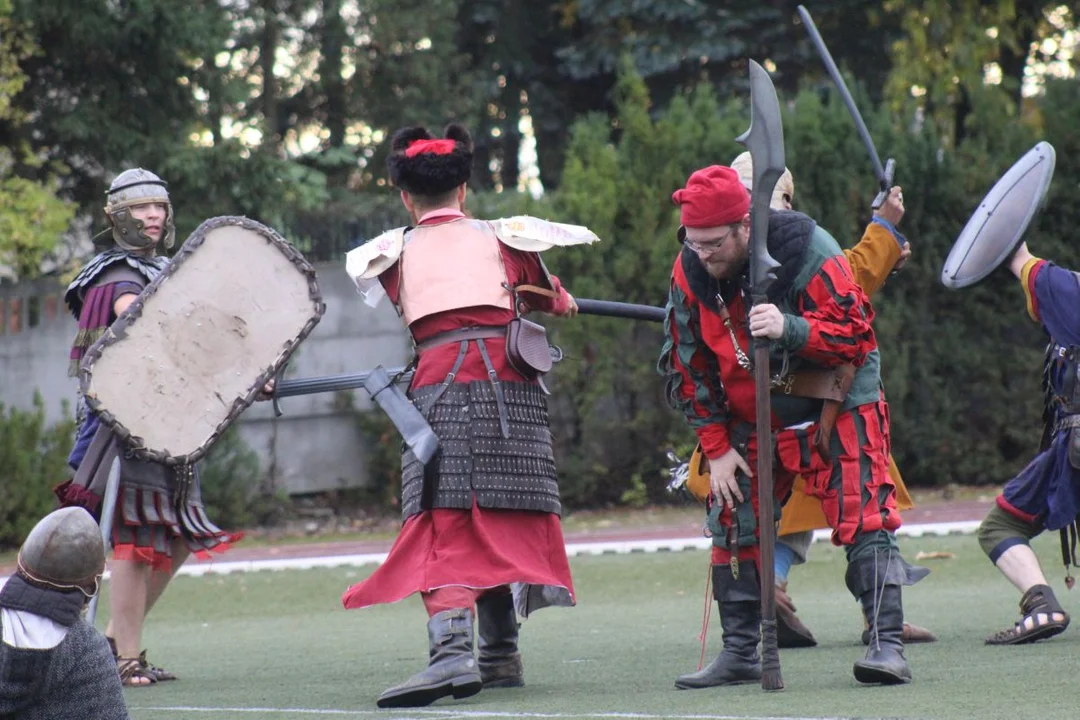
xmin=345 ymin=227 xmax=407 ymax=307
xmin=492 ymin=216 xmax=601 ymax=252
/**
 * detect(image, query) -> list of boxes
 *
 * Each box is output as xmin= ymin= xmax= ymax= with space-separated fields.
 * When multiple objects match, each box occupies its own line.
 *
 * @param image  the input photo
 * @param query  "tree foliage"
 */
xmin=0 ymin=395 xmax=75 ymax=549
xmin=0 ymin=0 xmax=73 ymax=280
xmin=0 ymin=0 xmax=1077 ymax=507
xmin=884 ymin=1 xmax=1074 ymax=143
xmin=543 ymin=59 xmax=1079 ymax=505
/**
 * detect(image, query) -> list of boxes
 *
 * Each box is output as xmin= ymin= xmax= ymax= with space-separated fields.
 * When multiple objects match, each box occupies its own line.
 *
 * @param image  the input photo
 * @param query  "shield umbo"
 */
xmin=941 ymin=141 xmax=1056 ymax=289
xmin=79 ymin=216 xmax=325 ymax=465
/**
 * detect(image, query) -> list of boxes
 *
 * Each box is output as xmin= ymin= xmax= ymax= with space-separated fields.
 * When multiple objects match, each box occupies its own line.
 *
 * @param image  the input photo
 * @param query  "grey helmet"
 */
xmin=16 ymin=507 xmax=106 ymax=599
xmin=104 ymin=167 xmax=176 ymax=251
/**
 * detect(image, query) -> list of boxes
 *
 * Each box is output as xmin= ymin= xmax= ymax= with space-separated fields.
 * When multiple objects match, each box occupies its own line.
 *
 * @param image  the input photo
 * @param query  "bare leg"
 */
xmin=145 ymin=538 xmax=190 ymax=616
xmin=109 ymin=558 xmax=152 ymax=686
xmin=985 ymin=544 xmax=1069 ymax=643
xmin=995 ymin=544 xmax=1054 ymax=594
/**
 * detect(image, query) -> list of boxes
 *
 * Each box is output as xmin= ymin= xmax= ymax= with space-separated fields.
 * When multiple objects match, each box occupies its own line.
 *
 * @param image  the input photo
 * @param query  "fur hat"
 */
xmin=386 ymin=123 xmax=474 ymax=196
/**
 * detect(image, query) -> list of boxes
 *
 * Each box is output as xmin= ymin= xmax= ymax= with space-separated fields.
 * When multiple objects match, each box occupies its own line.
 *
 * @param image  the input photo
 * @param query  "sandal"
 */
xmin=139 ymin=650 xmax=178 ymax=682
xmin=986 ymin=584 xmax=1071 ymax=645
xmin=117 ymin=657 xmax=157 ymax=687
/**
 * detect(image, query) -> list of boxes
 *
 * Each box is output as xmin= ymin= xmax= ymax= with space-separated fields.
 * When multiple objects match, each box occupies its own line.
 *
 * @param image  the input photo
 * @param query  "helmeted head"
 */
xmin=16 ymin=507 xmax=106 ymax=601
xmin=672 ymin=165 xmax=753 ymax=280
xmin=729 ymin=151 xmax=795 ymax=210
xmin=386 ymin=124 xmax=474 ymax=223
xmin=104 ymin=168 xmax=176 ymax=252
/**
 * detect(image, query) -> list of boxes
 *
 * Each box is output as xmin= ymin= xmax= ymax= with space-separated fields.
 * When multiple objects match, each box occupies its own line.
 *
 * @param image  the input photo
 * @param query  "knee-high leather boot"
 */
xmin=476 ymin=591 xmax=524 ymax=688
xmin=377 ymin=608 xmax=484 ymax=708
xmin=675 ymin=562 xmax=762 ymax=689
xmin=846 ymin=550 xmax=925 ymax=685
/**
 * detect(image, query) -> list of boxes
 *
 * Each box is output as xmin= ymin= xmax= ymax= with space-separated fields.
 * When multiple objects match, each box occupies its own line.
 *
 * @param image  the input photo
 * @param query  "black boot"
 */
xmin=855 ymin=585 xmax=911 ymax=685
xmin=476 ymin=591 xmax=524 ymax=688
xmin=377 ymin=608 xmax=484 ymax=708
xmin=675 ymin=562 xmax=762 ymax=689
xmin=846 ymin=551 xmax=927 ymax=686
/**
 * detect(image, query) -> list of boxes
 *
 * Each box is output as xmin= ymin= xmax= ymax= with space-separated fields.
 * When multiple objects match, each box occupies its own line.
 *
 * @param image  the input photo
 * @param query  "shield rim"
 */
xmin=78 ymin=215 xmax=326 ymax=466
xmin=940 ymin=141 xmax=1056 ymax=289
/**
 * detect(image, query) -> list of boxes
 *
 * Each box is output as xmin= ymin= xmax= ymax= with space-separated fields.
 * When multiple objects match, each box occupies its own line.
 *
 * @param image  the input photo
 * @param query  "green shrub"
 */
xmin=544 ymin=60 xmax=1080 ymax=498
xmin=198 ymin=426 xmax=286 ymax=528
xmin=0 ymin=394 xmax=75 ymax=549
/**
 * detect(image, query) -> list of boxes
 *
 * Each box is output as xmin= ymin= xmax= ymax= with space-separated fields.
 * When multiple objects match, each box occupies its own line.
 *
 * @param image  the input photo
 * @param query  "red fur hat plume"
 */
xmin=387 ymin=124 xmax=474 ymax=196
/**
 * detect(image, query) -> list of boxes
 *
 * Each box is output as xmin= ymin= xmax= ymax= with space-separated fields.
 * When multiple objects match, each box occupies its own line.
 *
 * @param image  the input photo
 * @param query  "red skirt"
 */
xmin=341 ymin=502 xmax=575 ymax=610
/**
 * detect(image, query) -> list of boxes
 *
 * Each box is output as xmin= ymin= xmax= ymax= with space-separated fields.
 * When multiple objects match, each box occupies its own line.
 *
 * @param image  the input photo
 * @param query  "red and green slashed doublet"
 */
xmin=658 ymin=211 xmax=898 ymax=559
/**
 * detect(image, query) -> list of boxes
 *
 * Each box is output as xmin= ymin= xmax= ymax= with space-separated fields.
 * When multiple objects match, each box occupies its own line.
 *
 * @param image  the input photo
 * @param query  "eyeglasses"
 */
xmin=684 ymin=227 xmax=735 ymax=256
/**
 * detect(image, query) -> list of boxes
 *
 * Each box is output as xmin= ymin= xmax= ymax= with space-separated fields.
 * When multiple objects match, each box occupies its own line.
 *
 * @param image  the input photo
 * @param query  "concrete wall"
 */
xmin=0 ymin=262 xmax=410 ymax=494
xmin=0 ymin=279 xmax=76 ymax=420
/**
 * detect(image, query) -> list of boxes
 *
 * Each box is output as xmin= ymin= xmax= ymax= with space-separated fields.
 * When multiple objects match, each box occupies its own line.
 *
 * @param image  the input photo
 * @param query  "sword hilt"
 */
xmin=871 ymin=158 xmax=896 ymax=210
xmin=270 ymin=361 xmax=289 ymax=417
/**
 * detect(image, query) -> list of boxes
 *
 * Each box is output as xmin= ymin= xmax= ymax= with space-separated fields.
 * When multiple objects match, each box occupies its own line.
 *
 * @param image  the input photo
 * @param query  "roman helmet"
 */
xmin=104 ymin=167 xmax=176 ymax=251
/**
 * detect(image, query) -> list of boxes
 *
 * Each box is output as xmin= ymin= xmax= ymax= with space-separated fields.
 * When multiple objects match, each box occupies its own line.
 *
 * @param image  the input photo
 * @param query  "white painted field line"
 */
xmin=170 ymin=519 xmax=979 ymax=575
xmin=0 ymin=519 xmax=980 ymax=587
xmin=131 ymin=706 xmax=872 ymax=720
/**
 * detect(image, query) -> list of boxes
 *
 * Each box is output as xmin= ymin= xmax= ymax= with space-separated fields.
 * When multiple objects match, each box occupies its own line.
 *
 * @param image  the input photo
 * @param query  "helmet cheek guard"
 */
xmin=104 ymin=168 xmax=176 ymax=252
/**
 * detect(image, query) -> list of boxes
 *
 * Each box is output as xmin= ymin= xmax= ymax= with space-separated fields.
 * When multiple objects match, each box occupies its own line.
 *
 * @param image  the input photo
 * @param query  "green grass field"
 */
xmin=108 ymin=532 xmax=1078 ymax=720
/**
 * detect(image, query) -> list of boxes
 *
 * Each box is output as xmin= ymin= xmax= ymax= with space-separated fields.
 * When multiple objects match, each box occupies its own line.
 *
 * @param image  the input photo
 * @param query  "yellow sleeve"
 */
xmin=843 ymin=223 xmax=902 ymax=298
xmin=1019 ymin=257 xmax=1044 ymax=322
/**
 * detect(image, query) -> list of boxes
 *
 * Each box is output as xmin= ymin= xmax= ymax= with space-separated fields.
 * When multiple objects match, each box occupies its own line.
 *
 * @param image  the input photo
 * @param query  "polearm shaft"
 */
xmin=738 ymin=59 xmax=786 ymax=691
xmin=574 ymin=299 xmax=665 ymax=323
xmin=274 ymin=298 xmax=665 ymax=400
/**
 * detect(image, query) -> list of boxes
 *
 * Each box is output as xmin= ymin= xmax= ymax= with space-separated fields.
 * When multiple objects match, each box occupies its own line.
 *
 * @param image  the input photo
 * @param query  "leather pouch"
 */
xmin=506 ymin=317 xmax=552 ymax=376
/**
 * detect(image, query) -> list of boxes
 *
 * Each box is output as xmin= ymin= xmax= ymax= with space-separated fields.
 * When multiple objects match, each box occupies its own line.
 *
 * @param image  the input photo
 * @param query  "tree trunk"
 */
xmin=471 ymin=117 xmax=496 ymax=191
xmin=203 ymin=52 xmax=223 ymax=145
xmin=321 ymin=0 xmax=347 ymax=149
xmin=501 ymin=119 xmax=521 ymax=191
xmin=953 ymin=83 xmax=972 ymax=145
xmin=998 ymin=0 xmax=1041 ymax=111
xmin=260 ymin=0 xmax=281 ymax=153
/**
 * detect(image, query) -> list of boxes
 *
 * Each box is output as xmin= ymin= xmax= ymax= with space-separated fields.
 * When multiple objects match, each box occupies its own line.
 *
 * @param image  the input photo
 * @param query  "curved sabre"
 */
xmin=797 ymin=5 xmax=895 ymax=210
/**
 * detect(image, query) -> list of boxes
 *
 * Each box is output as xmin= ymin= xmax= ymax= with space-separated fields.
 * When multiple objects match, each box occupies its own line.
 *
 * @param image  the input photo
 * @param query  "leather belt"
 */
xmin=772 ymin=365 xmax=855 ymax=403
xmin=415 ymin=325 xmax=507 ymax=352
xmin=772 ymin=364 xmax=857 ymax=464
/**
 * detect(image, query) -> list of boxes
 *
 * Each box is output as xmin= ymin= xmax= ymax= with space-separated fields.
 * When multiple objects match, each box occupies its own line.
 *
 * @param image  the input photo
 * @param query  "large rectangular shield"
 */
xmin=79 ymin=216 xmax=325 ymax=465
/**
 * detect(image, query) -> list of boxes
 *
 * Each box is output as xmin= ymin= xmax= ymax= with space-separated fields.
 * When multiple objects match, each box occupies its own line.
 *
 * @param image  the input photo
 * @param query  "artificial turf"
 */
xmin=116 ymin=531 xmax=1077 ymax=720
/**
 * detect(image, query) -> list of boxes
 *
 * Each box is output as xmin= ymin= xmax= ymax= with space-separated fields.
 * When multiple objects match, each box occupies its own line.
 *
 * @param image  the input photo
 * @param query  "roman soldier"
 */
xmin=341 ymin=123 xmax=583 ymax=708
xmin=658 ymin=165 xmax=928 ymax=688
xmin=56 ymin=168 xmax=242 ymax=686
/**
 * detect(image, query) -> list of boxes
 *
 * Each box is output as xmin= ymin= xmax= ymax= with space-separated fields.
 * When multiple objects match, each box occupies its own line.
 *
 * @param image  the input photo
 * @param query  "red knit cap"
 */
xmin=672 ymin=165 xmax=751 ymax=228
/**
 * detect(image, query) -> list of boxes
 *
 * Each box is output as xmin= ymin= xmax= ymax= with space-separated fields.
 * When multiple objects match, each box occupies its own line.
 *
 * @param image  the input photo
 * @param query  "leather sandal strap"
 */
xmin=117 ymin=657 xmax=157 ymax=685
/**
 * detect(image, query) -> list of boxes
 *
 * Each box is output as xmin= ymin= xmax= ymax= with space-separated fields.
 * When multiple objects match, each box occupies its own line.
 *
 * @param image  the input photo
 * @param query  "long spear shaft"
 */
xmin=736 ymin=58 xmax=786 ymax=691
xmin=273 ymin=298 xmax=664 ymax=401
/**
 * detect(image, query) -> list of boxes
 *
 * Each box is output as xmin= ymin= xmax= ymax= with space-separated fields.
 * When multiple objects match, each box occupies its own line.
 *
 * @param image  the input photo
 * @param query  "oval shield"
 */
xmin=79 ymin=216 xmax=325 ymax=465
xmin=941 ymin=141 xmax=1056 ymax=289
